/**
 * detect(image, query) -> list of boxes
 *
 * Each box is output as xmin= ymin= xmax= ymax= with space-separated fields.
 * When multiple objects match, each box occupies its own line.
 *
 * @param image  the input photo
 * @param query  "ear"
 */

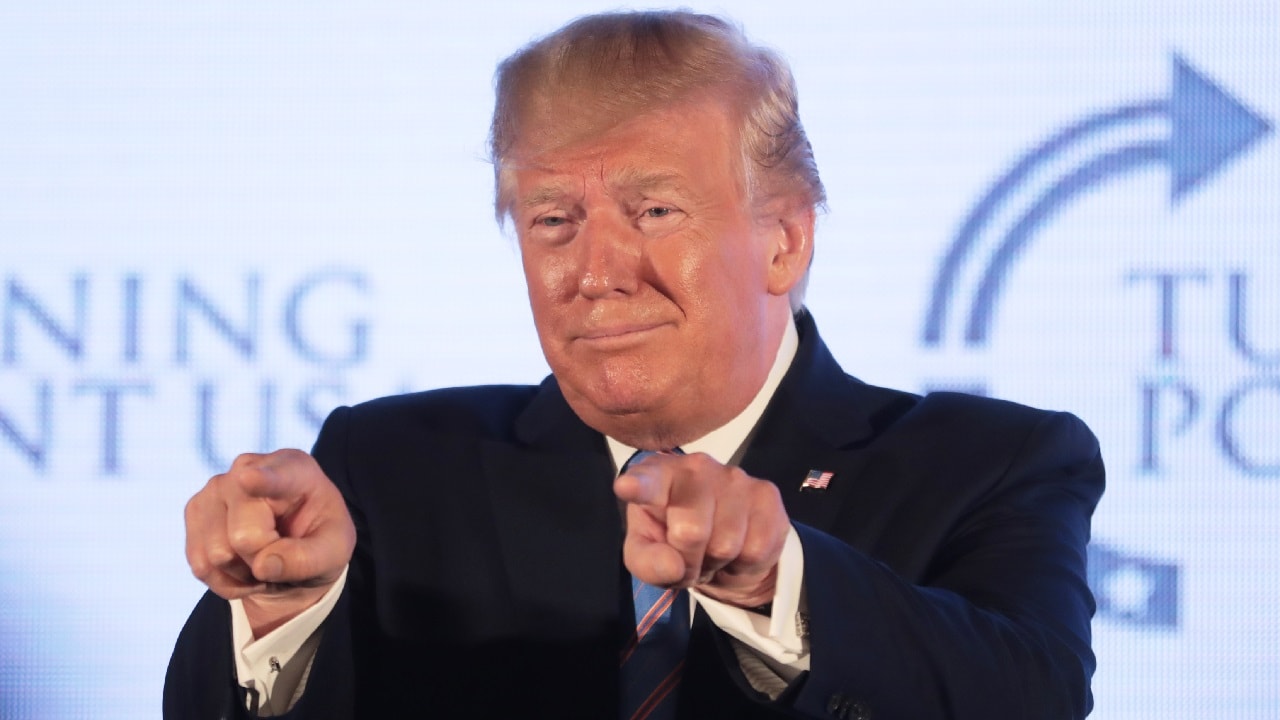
xmin=764 ymin=202 xmax=816 ymax=298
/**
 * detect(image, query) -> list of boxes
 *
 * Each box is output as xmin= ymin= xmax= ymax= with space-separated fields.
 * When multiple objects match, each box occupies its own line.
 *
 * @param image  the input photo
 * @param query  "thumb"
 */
xmin=623 ymin=533 xmax=687 ymax=587
xmin=251 ymin=520 xmax=354 ymax=586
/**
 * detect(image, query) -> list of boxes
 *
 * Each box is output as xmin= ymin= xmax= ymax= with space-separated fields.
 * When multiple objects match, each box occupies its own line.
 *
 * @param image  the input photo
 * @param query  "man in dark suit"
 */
xmin=167 ymin=11 xmax=1103 ymax=719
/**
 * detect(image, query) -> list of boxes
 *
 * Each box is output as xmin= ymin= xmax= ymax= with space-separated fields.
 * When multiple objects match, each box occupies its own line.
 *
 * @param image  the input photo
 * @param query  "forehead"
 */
xmin=506 ymin=100 xmax=743 ymax=201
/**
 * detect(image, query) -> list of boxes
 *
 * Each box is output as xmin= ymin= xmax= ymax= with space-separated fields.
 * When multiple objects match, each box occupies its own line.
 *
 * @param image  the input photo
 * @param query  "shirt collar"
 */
xmin=606 ymin=316 xmax=800 ymax=473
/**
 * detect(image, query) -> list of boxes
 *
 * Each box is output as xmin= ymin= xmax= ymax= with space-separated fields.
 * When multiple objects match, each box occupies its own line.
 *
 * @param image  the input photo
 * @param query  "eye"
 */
xmin=524 ymin=211 xmax=577 ymax=246
xmin=635 ymin=204 xmax=683 ymax=236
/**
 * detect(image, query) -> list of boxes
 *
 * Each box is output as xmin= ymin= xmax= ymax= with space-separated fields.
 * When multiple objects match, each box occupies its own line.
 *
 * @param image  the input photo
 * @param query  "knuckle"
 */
xmin=227 ymin=525 xmax=266 ymax=554
xmin=339 ymin=516 xmax=357 ymax=548
xmin=728 ymin=465 xmax=756 ymax=487
xmin=230 ymin=452 xmax=264 ymax=470
xmin=739 ymin=531 xmax=784 ymax=565
xmin=759 ymin=478 xmax=783 ymax=501
xmin=685 ymin=452 xmax=720 ymax=474
xmin=183 ymin=494 xmax=201 ymax=523
xmin=682 ymin=450 xmax=710 ymax=465
xmin=187 ymin=553 xmax=214 ymax=580
xmin=705 ymin=534 xmax=742 ymax=562
xmin=269 ymin=447 xmax=308 ymax=465
xmin=225 ymin=462 xmax=252 ymax=484
xmin=666 ymin=519 xmax=710 ymax=549
xmin=736 ymin=540 xmax=767 ymax=565
xmin=207 ymin=543 xmax=238 ymax=568
xmin=748 ymin=477 xmax=783 ymax=507
xmin=185 ymin=477 xmax=224 ymax=519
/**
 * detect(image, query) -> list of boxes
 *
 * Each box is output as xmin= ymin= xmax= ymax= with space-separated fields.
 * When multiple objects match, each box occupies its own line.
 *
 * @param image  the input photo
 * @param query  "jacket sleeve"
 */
xmin=787 ymin=410 xmax=1104 ymax=720
xmin=164 ymin=407 xmax=361 ymax=720
xmin=163 ymin=589 xmax=245 ymax=719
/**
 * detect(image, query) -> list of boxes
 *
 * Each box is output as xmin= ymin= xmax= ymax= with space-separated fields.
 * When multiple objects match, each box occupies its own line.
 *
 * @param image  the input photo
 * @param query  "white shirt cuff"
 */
xmin=229 ymin=565 xmax=348 ymax=707
xmin=691 ymin=526 xmax=809 ymax=670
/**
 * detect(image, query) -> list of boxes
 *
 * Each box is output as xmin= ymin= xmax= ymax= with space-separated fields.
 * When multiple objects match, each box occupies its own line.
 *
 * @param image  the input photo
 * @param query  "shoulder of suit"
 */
xmin=339 ymin=383 xmax=545 ymax=437
xmin=837 ymin=379 xmax=1085 ymax=435
xmin=917 ymin=390 xmax=1049 ymax=418
xmin=909 ymin=390 xmax=1095 ymax=447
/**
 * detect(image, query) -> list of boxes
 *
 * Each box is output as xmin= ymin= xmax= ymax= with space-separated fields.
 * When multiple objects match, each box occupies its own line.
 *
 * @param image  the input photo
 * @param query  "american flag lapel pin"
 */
xmin=799 ymin=469 xmax=834 ymax=492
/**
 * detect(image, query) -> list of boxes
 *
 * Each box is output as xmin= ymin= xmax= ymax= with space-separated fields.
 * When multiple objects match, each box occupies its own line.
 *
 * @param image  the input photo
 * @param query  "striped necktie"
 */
xmin=619 ymin=449 xmax=689 ymax=720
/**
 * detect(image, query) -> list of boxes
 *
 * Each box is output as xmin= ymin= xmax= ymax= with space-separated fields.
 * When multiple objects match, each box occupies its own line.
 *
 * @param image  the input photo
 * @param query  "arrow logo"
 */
xmin=922 ymin=54 xmax=1272 ymax=348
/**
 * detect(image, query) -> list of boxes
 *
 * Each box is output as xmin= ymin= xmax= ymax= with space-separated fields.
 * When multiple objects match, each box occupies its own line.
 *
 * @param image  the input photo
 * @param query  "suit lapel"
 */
xmin=740 ymin=313 xmax=901 ymax=535
xmin=480 ymin=376 xmax=623 ymax=635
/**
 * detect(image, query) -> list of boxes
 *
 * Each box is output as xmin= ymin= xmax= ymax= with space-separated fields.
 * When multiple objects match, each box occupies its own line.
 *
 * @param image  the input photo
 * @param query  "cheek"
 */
xmin=670 ymin=252 xmax=705 ymax=308
xmin=523 ymin=248 xmax=578 ymax=305
xmin=670 ymin=230 xmax=763 ymax=315
xmin=523 ymin=252 xmax=569 ymax=355
xmin=656 ymin=230 xmax=721 ymax=313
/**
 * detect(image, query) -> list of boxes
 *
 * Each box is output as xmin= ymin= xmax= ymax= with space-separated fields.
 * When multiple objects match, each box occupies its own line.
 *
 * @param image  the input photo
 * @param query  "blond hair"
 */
xmin=489 ymin=11 xmax=825 ymax=307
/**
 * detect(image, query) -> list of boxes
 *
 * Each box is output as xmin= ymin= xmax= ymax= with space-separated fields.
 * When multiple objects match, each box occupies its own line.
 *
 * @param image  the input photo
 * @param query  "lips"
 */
xmin=572 ymin=321 xmax=672 ymax=350
xmin=578 ymin=322 xmax=664 ymax=340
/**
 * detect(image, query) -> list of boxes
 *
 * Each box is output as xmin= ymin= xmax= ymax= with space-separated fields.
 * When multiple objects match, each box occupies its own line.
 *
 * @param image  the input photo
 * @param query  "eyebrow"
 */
xmin=608 ymin=168 xmax=685 ymax=195
xmin=517 ymin=168 xmax=691 ymax=210
xmin=519 ymin=184 xmax=575 ymax=209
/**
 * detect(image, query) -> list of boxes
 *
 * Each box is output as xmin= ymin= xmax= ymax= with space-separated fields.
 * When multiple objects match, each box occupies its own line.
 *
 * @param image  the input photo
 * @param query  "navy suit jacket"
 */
xmin=165 ymin=313 xmax=1104 ymax=719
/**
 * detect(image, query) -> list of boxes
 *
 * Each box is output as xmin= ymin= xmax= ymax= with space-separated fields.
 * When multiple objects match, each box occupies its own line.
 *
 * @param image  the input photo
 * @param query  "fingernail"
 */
xmin=259 ymin=554 xmax=283 ymax=581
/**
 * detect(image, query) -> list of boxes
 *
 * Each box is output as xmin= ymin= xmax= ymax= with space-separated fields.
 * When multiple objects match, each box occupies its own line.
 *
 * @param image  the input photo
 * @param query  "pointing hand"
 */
xmin=184 ymin=449 xmax=355 ymax=637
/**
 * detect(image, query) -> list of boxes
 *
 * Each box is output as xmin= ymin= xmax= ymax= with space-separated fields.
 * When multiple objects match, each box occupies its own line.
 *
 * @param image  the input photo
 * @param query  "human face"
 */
xmin=508 ymin=100 xmax=809 ymax=448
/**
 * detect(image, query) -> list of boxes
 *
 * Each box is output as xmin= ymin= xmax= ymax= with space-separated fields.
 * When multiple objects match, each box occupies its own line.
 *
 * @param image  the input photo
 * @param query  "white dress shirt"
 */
xmin=230 ymin=318 xmax=809 ymax=714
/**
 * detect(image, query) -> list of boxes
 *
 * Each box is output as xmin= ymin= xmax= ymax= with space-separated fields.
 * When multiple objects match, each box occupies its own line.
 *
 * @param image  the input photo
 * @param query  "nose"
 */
xmin=577 ymin=216 xmax=640 ymax=299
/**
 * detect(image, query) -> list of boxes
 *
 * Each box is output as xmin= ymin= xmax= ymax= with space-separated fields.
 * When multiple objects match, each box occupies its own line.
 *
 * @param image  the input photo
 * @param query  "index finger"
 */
xmin=228 ymin=449 xmax=318 ymax=502
xmin=613 ymin=455 xmax=672 ymax=507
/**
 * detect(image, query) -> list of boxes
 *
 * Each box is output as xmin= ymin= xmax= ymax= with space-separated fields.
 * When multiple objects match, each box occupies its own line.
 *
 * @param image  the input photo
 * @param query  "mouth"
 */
xmin=574 ymin=322 xmax=668 ymax=348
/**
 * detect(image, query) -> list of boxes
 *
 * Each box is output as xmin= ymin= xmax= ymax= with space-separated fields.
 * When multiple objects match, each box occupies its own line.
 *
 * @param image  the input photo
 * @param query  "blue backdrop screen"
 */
xmin=1 ymin=3 xmax=1277 ymax=718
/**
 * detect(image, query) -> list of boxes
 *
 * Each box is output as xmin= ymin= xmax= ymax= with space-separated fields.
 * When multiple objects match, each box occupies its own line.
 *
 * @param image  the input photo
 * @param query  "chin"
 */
xmin=561 ymin=370 xmax=661 ymax=417
xmin=581 ymin=385 xmax=658 ymax=417
xmin=562 ymin=355 xmax=662 ymax=404
xmin=558 ymin=378 xmax=714 ymax=450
